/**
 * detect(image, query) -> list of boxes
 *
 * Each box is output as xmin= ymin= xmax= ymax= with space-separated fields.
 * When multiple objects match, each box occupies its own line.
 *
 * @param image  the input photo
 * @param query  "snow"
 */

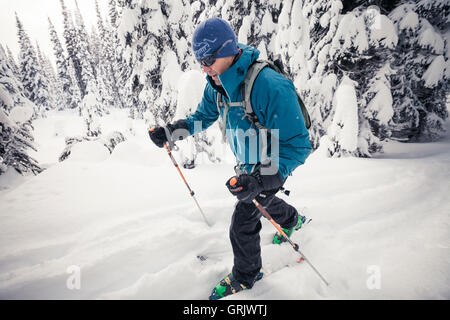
xmin=367 ymin=65 xmax=394 ymax=125
xmin=65 ymin=140 xmax=110 ymax=163
xmin=0 ymin=86 xmax=14 ymax=109
xmin=161 ymin=51 xmax=182 ymax=92
xmin=319 ymin=12 xmax=330 ymax=28
xmin=423 ymin=55 xmax=446 ymax=88
xmin=327 ymin=76 xmax=359 ymax=154
xmin=0 ymin=109 xmax=449 ymax=299
xmin=398 ymin=10 xmax=419 ymax=31
xmin=1 ymin=0 xmax=450 ymax=300
xmin=238 ymin=16 xmax=252 ymax=45
xmin=368 ymin=13 xmax=398 ymax=49
xmin=418 ymin=21 xmax=445 ymax=54
xmin=260 ymin=11 xmax=275 ymax=36
xmin=118 ymin=7 xmax=140 ymax=46
xmin=332 ymin=12 xmax=369 ymax=54
xmin=8 ymin=105 xmax=34 ymax=124
xmin=0 ymin=109 xmax=16 ymax=130
xmin=175 ymin=70 xmax=206 ymax=118
xmin=445 ymin=31 xmax=450 ymax=80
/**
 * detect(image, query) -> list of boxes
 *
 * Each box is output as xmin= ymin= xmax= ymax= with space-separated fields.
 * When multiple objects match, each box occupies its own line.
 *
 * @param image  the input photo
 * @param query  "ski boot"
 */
xmin=209 ymin=272 xmax=263 ymax=300
xmin=272 ymin=214 xmax=307 ymax=245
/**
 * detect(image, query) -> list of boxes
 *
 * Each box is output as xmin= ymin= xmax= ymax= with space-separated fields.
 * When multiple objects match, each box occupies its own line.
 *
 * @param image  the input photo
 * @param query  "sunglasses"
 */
xmin=199 ymin=39 xmax=233 ymax=67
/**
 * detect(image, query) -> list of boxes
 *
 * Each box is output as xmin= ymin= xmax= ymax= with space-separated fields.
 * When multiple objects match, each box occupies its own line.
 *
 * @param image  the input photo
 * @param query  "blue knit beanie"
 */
xmin=192 ymin=17 xmax=239 ymax=62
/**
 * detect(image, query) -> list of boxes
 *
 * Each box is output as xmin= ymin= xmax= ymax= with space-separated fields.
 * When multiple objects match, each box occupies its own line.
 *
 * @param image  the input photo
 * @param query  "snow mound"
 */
xmin=9 ymin=106 xmax=34 ymax=124
xmin=66 ymin=141 xmax=110 ymax=163
xmin=109 ymin=140 xmax=167 ymax=167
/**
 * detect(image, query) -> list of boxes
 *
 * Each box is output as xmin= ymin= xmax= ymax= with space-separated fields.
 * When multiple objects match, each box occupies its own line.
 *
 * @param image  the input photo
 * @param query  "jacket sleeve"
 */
xmin=184 ymin=84 xmax=220 ymax=135
xmin=252 ymin=69 xmax=312 ymax=180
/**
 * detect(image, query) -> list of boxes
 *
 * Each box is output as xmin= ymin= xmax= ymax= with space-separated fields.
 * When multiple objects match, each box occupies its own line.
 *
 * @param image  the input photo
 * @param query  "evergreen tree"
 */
xmin=0 ymin=45 xmax=41 ymax=176
xmin=67 ymin=60 xmax=83 ymax=114
xmin=73 ymin=0 xmax=97 ymax=97
xmin=108 ymin=0 xmax=120 ymax=27
xmin=111 ymin=0 xmax=449 ymax=161
xmin=95 ymin=0 xmax=126 ymax=110
xmin=1 ymin=45 xmax=25 ymax=113
xmin=0 ymin=44 xmax=29 ymax=113
xmin=89 ymin=25 xmax=109 ymax=110
xmin=389 ymin=2 xmax=448 ymax=141
xmin=80 ymin=80 xmax=102 ymax=137
xmin=108 ymin=0 xmax=131 ymax=110
xmin=117 ymin=0 xmax=156 ymax=120
xmin=301 ymin=0 xmax=343 ymax=150
xmin=48 ymin=17 xmax=78 ymax=110
xmin=35 ymin=43 xmax=56 ymax=111
xmin=5 ymin=45 xmax=20 ymax=81
xmin=0 ymin=108 xmax=42 ymax=175
xmin=61 ymin=0 xmax=85 ymax=97
xmin=16 ymin=13 xmax=51 ymax=118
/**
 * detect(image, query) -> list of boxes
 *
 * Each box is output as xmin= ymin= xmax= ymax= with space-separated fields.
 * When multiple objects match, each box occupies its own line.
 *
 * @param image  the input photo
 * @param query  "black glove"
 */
xmin=149 ymin=120 xmax=189 ymax=148
xmin=226 ymin=174 xmax=262 ymax=203
xmin=226 ymin=171 xmax=285 ymax=203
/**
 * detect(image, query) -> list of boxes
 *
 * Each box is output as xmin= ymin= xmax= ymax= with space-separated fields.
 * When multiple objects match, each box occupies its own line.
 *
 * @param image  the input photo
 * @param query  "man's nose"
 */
xmin=202 ymin=65 xmax=211 ymax=72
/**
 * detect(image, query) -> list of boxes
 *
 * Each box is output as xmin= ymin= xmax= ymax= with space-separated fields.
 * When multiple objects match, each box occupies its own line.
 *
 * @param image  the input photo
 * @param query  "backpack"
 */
xmin=216 ymin=58 xmax=311 ymax=140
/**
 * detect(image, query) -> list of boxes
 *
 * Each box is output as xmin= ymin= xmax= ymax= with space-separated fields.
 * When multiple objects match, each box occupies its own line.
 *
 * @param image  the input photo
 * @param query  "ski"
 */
xmin=197 ymin=215 xmax=312 ymax=263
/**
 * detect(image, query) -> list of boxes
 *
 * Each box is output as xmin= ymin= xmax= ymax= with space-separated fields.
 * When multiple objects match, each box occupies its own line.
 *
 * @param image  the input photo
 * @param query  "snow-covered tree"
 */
xmin=61 ymin=0 xmax=84 ymax=97
xmin=73 ymin=0 xmax=97 ymax=97
xmin=0 ymin=44 xmax=41 ymax=175
xmin=106 ymin=0 xmax=131 ymax=111
xmin=80 ymin=80 xmax=102 ymax=137
xmin=300 ymin=0 xmax=447 ymax=156
xmin=117 ymin=0 xmax=198 ymax=121
xmin=35 ymin=43 xmax=56 ymax=111
xmin=5 ymin=46 xmax=20 ymax=81
xmin=68 ymin=60 xmax=83 ymax=115
xmin=16 ymin=13 xmax=52 ymax=118
xmin=117 ymin=0 xmax=146 ymax=119
xmin=108 ymin=0 xmax=120 ymax=27
xmin=110 ymin=0 xmax=448 ymax=161
xmin=389 ymin=2 xmax=449 ymax=141
xmin=0 ymin=44 xmax=28 ymax=114
xmin=319 ymin=75 xmax=359 ymax=157
xmin=299 ymin=0 xmax=342 ymax=150
xmin=48 ymin=17 xmax=79 ymax=110
xmin=0 ymin=108 xmax=41 ymax=175
xmin=94 ymin=0 xmax=127 ymax=110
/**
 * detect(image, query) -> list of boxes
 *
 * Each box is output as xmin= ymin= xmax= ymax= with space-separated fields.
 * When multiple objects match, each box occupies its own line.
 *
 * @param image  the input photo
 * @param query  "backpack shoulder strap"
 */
xmin=243 ymin=59 xmax=311 ymax=131
xmin=241 ymin=60 xmax=269 ymax=130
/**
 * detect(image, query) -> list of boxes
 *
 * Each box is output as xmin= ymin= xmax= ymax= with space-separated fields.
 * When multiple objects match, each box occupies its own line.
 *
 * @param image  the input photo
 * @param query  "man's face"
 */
xmin=202 ymin=56 xmax=234 ymax=86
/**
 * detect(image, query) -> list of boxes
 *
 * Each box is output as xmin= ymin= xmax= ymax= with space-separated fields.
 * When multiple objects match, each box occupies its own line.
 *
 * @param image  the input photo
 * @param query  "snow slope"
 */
xmin=0 ymin=109 xmax=449 ymax=300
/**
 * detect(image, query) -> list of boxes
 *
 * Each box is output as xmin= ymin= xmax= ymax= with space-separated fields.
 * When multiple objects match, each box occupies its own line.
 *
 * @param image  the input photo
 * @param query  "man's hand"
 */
xmin=148 ymin=120 xmax=190 ymax=148
xmin=226 ymin=175 xmax=263 ymax=203
xmin=226 ymin=171 xmax=285 ymax=203
xmin=149 ymin=126 xmax=168 ymax=148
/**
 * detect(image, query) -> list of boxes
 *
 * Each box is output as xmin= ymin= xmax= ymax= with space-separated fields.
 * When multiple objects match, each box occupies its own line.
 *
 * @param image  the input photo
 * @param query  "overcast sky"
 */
xmin=0 ymin=0 xmax=109 ymax=67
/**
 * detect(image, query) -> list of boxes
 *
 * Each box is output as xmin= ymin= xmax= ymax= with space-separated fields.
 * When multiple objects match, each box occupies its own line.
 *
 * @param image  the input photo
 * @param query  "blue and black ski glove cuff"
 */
xmin=149 ymin=120 xmax=189 ymax=148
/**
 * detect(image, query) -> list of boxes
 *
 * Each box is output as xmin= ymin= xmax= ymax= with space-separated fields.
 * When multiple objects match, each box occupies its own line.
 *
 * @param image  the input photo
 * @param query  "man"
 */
xmin=149 ymin=17 xmax=311 ymax=299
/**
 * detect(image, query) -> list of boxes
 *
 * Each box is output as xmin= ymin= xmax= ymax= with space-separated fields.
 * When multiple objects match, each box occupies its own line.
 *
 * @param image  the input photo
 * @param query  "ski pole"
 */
xmin=150 ymin=127 xmax=211 ymax=227
xmin=230 ymin=177 xmax=330 ymax=286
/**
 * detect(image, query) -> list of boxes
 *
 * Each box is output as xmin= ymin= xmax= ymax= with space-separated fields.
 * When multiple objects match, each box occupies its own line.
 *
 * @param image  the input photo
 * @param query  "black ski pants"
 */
xmin=230 ymin=189 xmax=299 ymax=288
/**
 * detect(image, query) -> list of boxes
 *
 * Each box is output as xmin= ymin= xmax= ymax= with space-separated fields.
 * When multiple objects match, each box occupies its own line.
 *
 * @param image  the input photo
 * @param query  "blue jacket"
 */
xmin=185 ymin=44 xmax=311 ymax=180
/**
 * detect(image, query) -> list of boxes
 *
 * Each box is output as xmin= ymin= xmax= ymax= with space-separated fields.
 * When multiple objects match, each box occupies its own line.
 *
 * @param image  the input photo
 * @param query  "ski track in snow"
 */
xmin=0 ymin=109 xmax=449 ymax=300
